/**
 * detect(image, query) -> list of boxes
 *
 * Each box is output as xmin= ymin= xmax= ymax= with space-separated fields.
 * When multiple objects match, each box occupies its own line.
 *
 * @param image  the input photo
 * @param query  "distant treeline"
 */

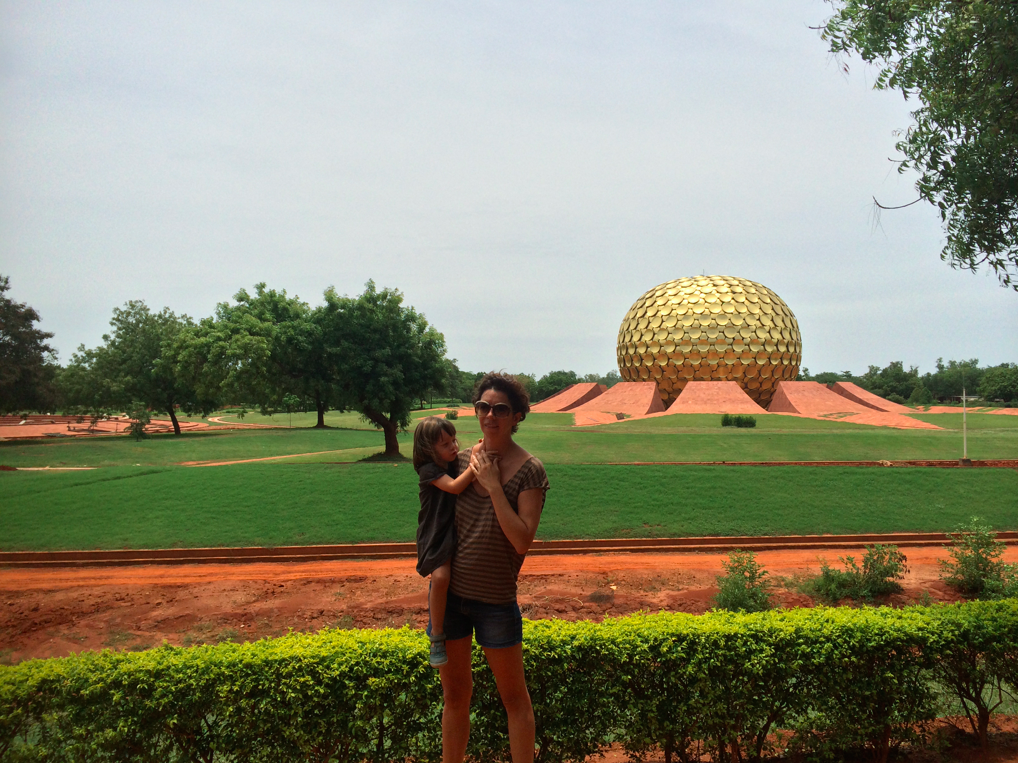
xmin=800 ymin=360 xmax=1018 ymax=405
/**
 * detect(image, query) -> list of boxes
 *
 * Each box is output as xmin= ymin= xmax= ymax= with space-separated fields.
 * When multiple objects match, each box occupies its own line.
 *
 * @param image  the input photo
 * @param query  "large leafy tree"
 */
xmin=978 ymin=362 xmax=1018 ymax=401
xmin=62 ymin=302 xmax=212 ymax=435
xmin=323 ymin=281 xmax=447 ymax=456
xmin=822 ymin=0 xmax=1018 ymax=289
xmin=0 ymin=275 xmax=59 ymax=413
xmin=174 ymin=284 xmax=339 ymax=427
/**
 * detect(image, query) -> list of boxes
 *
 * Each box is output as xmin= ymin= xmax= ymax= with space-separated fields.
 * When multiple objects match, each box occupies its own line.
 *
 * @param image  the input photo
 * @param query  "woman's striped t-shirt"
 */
xmin=449 ymin=451 xmax=550 ymax=605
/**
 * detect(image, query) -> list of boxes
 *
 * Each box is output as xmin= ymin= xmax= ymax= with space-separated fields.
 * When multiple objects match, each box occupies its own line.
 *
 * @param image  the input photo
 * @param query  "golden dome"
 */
xmin=616 ymin=275 xmax=802 ymax=409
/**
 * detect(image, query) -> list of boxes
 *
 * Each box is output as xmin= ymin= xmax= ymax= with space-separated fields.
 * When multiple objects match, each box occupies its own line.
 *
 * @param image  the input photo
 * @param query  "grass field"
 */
xmin=2 ymin=410 xmax=1016 ymax=552
xmin=3 ymin=412 xmax=1017 ymax=468
xmin=2 ymin=463 xmax=1016 ymax=551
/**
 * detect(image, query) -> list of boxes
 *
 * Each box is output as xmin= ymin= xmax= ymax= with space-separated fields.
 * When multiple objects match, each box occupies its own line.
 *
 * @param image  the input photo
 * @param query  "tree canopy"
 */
xmin=176 ymin=284 xmax=339 ymax=427
xmin=0 ymin=275 xmax=58 ymax=414
xmin=822 ymin=0 xmax=1018 ymax=289
xmin=62 ymin=302 xmax=212 ymax=434
xmin=322 ymin=281 xmax=447 ymax=456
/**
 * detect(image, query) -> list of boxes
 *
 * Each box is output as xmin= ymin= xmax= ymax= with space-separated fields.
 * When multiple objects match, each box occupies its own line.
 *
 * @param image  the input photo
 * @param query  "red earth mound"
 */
xmin=831 ymin=381 xmax=914 ymax=413
xmin=663 ymin=381 xmax=767 ymax=414
xmin=530 ymin=383 xmax=607 ymax=413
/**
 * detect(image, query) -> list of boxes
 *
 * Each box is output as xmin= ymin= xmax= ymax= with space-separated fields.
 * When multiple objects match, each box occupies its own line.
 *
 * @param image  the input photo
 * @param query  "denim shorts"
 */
xmin=428 ymin=589 xmax=523 ymax=649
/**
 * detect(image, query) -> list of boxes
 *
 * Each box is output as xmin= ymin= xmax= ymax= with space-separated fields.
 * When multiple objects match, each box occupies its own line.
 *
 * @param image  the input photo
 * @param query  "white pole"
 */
xmin=962 ymin=385 xmax=968 ymax=460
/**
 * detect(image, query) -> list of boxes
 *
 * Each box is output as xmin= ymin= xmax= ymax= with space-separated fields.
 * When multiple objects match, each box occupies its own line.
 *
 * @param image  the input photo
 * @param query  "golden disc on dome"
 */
xmin=638 ymin=366 xmax=650 ymax=379
xmin=662 ymin=316 xmax=677 ymax=328
xmin=662 ymin=339 xmax=677 ymax=352
xmin=688 ymin=326 xmax=702 ymax=338
xmin=636 ymin=340 xmax=648 ymax=353
xmin=648 ymin=340 xmax=661 ymax=353
xmin=640 ymin=329 xmax=653 ymax=342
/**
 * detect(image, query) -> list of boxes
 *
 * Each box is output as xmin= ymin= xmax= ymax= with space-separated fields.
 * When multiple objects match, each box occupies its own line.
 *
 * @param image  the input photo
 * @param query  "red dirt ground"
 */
xmin=5 ymin=547 xmax=1018 ymax=760
xmin=5 ymin=545 xmax=1017 ymax=664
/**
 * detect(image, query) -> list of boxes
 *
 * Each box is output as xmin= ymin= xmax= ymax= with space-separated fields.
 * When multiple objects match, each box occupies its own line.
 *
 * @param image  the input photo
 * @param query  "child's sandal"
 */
xmin=429 ymin=632 xmax=448 ymax=668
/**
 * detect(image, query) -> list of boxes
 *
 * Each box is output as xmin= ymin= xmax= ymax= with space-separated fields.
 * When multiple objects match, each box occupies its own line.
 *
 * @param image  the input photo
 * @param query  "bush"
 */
xmin=908 ymin=384 xmax=935 ymax=405
xmin=886 ymin=393 xmax=908 ymax=404
xmin=803 ymin=544 xmax=909 ymax=603
xmin=940 ymin=517 xmax=1018 ymax=599
xmin=711 ymin=549 xmax=772 ymax=613
xmin=720 ymin=414 xmax=756 ymax=428
xmin=444 ymin=410 xmax=458 ymax=420
xmin=5 ymin=603 xmax=1018 ymax=762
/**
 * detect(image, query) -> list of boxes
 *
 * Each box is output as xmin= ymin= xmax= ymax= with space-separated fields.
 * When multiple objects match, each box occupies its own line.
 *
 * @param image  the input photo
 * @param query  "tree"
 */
xmin=174 ymin=284 xmax=338 ymax=427
xmin=323 ymin=281 xmax=447 ymax=456
xmin=858 ymin=360 xmax=920 ymax=399
xmin=822 ymin=0 xmax=1018 ymax=289
xmin=0 ymin=275 xmax=59 ymax=413
xmin=62 ymin=302 xmax=212 ymax=435
xmin=978 ymin=363 xmax=1018 ymax=401
xmin=921 ymin=357 xmax=984 ymax=400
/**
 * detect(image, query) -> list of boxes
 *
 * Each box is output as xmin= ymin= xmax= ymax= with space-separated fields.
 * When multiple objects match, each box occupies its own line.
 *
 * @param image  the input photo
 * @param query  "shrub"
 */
xmin=908 ymin=384 xmax=935 ymax=405
xmin=886 ymin=393 xmax=908 ymax=404
xmin=5 ymin=604 xmax=1018 ymax=762
xmin=444 ymin=410 xmax=458 ymax=420
xmin=711 ymin=549 xmax=772 ymax=613
xmin=126 ymin=403 xmax=150 ymax=441
xmin=720 ymin=414 xmax=756 ymax=428
xmin=803 ymin=544 xmax=909 ymax=603
xmin=940 ymin=517 xmax=1018 ymax=599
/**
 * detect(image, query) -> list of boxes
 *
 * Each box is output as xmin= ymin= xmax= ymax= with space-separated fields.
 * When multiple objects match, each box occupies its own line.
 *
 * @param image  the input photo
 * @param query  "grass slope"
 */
xmin=2 ymin=464 xmax=1015 ymax=551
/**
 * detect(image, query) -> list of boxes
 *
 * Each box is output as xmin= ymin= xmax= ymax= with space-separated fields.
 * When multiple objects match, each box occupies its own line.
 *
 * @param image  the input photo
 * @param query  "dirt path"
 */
xmin=5 ymin=545 xmax=1016 ymax=664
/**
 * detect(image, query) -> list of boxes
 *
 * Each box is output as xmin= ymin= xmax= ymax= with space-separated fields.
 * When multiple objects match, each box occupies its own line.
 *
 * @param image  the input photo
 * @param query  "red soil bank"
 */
xmin=664 ymin=381 xmax=767 ymax=415
xmin=572 ymin=382 xmax=664 ymax=416
xmin=768 ymin=381 xmax=872 ymax=415
xmin=831 ymin=381 xmax=913 ymax=413
xmin=530 ymin=383 xmax=607 ymax=413
xmin=768 ymin=382 xmax=941 ymax=430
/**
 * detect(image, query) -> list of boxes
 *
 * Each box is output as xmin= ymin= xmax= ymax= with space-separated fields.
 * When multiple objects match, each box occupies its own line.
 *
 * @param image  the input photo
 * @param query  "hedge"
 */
xmin=2 ymin=601 xmax=1017 ymax=762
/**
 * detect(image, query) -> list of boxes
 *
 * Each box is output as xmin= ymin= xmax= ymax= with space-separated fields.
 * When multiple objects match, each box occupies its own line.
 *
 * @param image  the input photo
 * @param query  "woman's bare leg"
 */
xmin=484 ymin=644 xmax=535 ymax=763
xmin=430 ymin=563 xmax=451 ymax=636
xmin=439 ymin=637 xmax=473 ymax=763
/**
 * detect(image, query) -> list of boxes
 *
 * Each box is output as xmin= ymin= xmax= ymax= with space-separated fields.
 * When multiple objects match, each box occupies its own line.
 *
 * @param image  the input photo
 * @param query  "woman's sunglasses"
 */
xmin=474 ymin=401 xmax=513 ymax=418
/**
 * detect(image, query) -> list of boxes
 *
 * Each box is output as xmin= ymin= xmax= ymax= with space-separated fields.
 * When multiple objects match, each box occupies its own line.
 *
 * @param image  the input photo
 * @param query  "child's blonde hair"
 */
xmin=412 ymin=416 xmax=458 ymax=472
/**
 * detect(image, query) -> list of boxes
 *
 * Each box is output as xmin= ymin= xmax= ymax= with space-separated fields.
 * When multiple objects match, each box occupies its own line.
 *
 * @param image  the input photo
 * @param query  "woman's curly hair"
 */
xmin=472 ymin=372 xmax=531 ymax=434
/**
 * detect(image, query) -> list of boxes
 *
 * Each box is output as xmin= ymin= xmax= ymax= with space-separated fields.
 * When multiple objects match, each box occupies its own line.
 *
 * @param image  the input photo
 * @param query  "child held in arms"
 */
xmin=412 ymin=416 xmax=476 ymax=667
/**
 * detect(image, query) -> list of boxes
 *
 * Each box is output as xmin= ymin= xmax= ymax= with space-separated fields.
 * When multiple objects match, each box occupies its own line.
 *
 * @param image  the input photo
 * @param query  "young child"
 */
xmin=412 ymin=416 xmax=476 ymax=667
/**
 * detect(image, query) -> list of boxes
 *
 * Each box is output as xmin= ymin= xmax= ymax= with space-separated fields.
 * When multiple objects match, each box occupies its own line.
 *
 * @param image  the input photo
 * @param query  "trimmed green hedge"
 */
xmin=2 ymin=602 xmax=1017 ymax=762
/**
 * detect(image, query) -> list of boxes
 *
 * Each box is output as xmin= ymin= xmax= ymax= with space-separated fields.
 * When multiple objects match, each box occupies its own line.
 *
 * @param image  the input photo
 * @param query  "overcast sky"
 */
xmin=2 ymin=1 xmax=1015 ymax=378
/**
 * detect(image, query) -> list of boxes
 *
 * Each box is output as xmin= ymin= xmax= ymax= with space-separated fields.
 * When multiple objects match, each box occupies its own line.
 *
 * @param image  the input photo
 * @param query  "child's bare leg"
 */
xmin=430 ymin=562 xmax=451 ymax=637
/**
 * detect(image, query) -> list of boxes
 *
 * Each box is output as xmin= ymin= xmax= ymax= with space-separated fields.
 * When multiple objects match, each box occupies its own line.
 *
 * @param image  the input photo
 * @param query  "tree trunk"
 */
xmin=979 ymin=707 xmax=990 ymax=750
xmin=382 ymin=420 xmax=400 ymax=456
xmin=167 ymin=407 xmax=181 ymax=435
xmin=362 ymin=406 xmax=402 ymax=457
xmin=315 ymin=392 xmax=327 ymax=428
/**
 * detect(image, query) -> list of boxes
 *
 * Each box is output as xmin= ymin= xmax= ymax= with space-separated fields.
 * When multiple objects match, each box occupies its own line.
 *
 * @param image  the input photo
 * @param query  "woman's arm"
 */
xmin=471 ymin=451 xmax=543 ymax=554
xmin=431 ymin=464 xmax=476 ymax=495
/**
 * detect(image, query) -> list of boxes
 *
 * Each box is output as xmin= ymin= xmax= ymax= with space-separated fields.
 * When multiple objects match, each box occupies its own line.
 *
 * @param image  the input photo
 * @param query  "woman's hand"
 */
xmin=470 ymin=448 xmax=502 ymax=493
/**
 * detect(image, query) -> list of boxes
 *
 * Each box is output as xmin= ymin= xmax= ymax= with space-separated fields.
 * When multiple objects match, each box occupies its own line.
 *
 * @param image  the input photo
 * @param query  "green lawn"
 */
xmin=4 ymin=412 xmax=1015 ymax=469
xmin=0 ymin=428 xmax=389 ymax=468
xmin=2 ymin=464 xmax=1015 ymax=551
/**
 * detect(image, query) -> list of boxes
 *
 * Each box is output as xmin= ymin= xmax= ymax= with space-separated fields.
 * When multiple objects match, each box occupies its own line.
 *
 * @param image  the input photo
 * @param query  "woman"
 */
xmin=433 ymin=371 xmax=549 ymax=763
